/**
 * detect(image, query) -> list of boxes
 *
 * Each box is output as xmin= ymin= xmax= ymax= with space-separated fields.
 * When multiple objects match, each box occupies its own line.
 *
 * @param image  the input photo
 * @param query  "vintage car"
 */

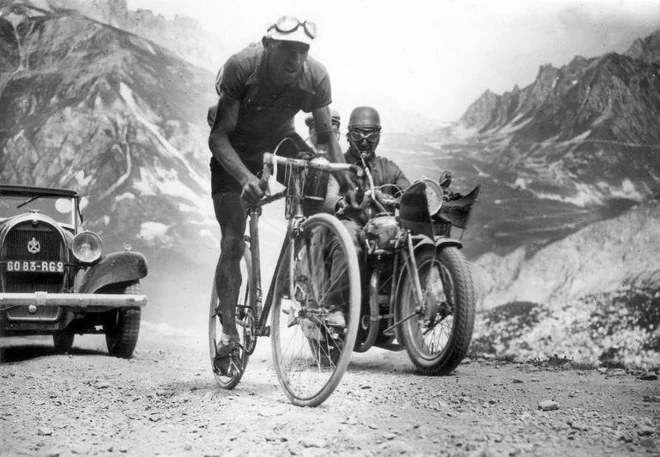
xmin=0 ymin=184 xmax=147 ymax=358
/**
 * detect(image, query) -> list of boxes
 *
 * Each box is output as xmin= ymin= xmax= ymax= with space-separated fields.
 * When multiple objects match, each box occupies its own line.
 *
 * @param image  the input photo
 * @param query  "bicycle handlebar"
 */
xmin=262 ymin=153 xmax=361 ymax=174
xmin=252 ymin=153 xmax=362 ymax=209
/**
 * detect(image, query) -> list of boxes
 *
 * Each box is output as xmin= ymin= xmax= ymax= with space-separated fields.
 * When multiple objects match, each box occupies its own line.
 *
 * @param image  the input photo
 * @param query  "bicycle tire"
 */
xmin=398 ymin=246 xmax=475 ymax=375
xmin=271 ymin=213 xmax=360 ymax=407
xmin=208 ymin=246 xmax=254 ymax=389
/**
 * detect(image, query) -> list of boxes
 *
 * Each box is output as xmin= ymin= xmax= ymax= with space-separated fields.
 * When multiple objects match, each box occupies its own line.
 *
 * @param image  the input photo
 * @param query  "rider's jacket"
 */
xmin=323 ymin=147 xmax=411 ymax=218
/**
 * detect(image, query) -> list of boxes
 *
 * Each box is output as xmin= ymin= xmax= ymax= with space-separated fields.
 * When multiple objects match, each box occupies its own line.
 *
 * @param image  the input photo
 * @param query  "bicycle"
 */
xmin=208 ymin=152 xmax=362 ymax=407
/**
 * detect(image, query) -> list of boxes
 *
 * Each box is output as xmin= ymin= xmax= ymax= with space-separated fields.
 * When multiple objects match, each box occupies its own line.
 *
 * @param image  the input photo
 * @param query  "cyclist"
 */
xmin=304 ymin=109 xmax=341 ymax=150
xmin=323 ymin=106 xmax=411 ymax=326
xmin=208 ymin=16 xmax=354 ymax=376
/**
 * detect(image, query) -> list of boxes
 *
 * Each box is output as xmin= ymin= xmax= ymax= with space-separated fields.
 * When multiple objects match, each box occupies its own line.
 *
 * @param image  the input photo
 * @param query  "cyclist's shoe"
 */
xmin=213 ymin=337 xmax=241 ymax=377
xmin=325 ymin=309 xmax=346 ymax=328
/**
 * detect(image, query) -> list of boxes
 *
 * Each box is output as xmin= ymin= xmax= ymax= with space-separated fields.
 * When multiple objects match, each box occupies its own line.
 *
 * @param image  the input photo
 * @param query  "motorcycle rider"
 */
xmin=207 ymin=16 xmax=355 ymax=377
xmin=323 ymin=106 xmax=411 ymax=326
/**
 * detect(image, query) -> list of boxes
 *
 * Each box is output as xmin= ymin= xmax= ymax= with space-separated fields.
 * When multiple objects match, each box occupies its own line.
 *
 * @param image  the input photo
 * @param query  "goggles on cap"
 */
xmin=268 ymin=16 xmax=317 ymax=40
xmin=347 ymin=130 xmax=380 ymax=144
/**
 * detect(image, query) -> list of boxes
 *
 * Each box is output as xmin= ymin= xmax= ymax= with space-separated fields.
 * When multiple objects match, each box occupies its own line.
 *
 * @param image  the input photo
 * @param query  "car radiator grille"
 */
xmin=2 ymin=222 xmax=67 ymax=319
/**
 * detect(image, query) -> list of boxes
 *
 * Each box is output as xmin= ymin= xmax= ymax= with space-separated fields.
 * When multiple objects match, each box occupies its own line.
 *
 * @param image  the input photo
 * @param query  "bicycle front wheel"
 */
xmin=271 ymin=213 xmax=360 ymax=407
xmin=208 ymin=247 xmax=255 ymax=389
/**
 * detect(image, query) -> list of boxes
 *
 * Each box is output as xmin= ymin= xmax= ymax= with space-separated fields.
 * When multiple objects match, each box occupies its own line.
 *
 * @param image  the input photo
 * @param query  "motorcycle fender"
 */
xmin=411 ymin=236 xmax=463 ymax=252
xmin=434 ymin=238 xmax=463 ymax=250
xmin=78 ymin=251 xmax=148 ymax=294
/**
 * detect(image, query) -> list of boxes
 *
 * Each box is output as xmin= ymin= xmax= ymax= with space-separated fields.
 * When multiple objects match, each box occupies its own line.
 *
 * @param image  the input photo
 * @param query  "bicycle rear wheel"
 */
xmin=208 ymin=247 xmax=255 ymax=389
xmin=271 ymin=213 xmax=360 ymax=407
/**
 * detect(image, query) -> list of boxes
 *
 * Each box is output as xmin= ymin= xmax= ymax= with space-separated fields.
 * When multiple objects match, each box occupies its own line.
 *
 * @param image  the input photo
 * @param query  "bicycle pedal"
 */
xmin=260 ymin=326 xmax=271 ymax=337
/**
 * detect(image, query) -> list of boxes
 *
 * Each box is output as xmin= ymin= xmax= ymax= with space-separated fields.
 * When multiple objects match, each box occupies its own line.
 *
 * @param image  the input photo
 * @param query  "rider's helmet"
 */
xmin=304 ymin=110 xmax=341 ymax=128
xmin=305 ymin=110 xmax=341 ymax=145
xmin=265 ymin=16 xmax=317 ymax=45
xmin=347 ymin=106 xmax=381 ymax=162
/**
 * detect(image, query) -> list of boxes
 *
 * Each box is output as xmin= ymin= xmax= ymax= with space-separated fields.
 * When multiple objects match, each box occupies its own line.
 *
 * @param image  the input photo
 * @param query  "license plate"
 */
xmin=5 ymin=260 xmax=65 ymax=273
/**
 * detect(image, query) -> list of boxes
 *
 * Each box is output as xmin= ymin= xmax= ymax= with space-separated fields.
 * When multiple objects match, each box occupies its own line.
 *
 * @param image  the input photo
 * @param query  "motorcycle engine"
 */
xmin=362 ymin=215 xmax=400 ymax=250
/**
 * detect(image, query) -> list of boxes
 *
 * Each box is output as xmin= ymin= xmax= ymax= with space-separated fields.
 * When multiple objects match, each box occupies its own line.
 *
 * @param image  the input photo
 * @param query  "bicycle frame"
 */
xmin=242 ymin=153 xmax=360 ymax=339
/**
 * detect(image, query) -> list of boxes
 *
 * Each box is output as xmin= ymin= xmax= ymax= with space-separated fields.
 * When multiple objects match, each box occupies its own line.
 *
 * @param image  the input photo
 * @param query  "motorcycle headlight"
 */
xmin=72 ymin=231 xmax=103 ymax=263
xmin=363 ymin=215 xmax=400 ymax=249
xmin=422 ymin=179 xmax=443 ymax=217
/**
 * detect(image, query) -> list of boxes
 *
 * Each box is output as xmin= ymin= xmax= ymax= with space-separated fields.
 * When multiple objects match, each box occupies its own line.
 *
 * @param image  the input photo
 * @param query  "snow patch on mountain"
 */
xmin=139 ymin=221 xmax=171 ymax=241
xmin=118 ymin=82 xmax=207 ymax=187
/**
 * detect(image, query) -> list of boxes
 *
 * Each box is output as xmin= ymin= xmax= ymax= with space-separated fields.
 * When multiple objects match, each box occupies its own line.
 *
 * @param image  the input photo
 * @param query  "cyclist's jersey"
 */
xmin=209 ymin=42 xmax=331 ymax=195
xmin=209 ymin=42 xmax=332 ymax=154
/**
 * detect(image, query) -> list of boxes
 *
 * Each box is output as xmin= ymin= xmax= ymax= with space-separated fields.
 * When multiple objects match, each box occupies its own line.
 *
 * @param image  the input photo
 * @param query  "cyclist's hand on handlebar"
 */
xmin=241 ymin=176 xmax=267 ymax=206
xmin=296 ymin=150 xmax=314 ymax=161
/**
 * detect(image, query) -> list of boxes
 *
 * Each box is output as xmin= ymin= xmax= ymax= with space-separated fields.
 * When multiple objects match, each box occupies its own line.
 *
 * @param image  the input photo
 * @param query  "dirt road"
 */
xmin=1 ymin=322 xmax=659 ymax=457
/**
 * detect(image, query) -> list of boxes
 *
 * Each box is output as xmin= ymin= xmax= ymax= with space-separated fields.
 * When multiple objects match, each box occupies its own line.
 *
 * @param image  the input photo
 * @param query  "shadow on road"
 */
xmin=0 ymin=344 xmax=105 ymax=364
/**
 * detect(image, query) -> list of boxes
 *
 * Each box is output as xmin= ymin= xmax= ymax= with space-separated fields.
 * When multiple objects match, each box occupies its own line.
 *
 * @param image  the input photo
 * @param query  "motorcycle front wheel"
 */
xmin=398 ymin=246 xmax=475 ymax=375
xmin=271 ymin=213 xmax=360 ymax=407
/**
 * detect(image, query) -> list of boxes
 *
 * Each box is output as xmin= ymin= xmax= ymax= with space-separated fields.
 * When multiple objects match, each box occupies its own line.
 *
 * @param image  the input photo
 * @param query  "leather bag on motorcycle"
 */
xmin=399 ymin=180 xmax=480 ymax=236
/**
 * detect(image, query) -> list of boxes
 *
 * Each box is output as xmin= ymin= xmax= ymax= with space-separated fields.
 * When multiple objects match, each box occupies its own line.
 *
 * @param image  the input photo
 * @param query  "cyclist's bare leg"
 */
xmin=213 ymin=192 xmax=247 ymax=341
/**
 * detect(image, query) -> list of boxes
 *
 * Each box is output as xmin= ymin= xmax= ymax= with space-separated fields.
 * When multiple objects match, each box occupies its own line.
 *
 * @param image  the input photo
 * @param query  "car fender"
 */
xmin=78 ymin=251 xmax=148 ymax=293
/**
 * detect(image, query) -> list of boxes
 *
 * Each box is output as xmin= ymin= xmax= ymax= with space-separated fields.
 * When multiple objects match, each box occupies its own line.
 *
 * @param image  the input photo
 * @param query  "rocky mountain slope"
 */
xmin=0 ymin=1 xmax=218 ymax=325
xmin=436 ymin=30 xmax=660 ymax=363
xmin=0 ymin=0 xmax=226 ymax=71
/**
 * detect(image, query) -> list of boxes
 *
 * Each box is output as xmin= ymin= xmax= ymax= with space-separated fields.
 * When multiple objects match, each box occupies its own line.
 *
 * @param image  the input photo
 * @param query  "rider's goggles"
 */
xmin=268 ymin=16 xmax=318 ymax=40
xmin=347 ymin=130 xmax=380 ymax=144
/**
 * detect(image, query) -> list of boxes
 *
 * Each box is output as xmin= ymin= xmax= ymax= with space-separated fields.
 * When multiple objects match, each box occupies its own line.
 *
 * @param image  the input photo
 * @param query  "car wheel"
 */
xmin=103 ymin=281 xmax=142 ymax=359
xmin=53 ymin=330 xmax=74 ymax=354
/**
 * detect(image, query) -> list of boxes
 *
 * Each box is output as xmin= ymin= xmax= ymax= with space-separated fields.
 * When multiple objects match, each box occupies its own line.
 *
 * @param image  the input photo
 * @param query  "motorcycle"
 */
xmin=342 ymin=168 xmax=480 ymax=374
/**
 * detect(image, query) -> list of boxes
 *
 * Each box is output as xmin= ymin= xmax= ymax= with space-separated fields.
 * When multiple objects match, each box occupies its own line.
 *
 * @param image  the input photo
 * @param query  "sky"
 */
xmin=127 ymin=0 xmax=660 ymax=121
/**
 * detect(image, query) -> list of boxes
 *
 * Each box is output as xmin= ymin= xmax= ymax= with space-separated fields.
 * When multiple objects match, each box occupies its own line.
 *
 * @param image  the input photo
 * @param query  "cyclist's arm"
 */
xmin=311 ymin=106 xmax=352 ymax=191
xmin=324 ymin=174 xmax=342 ymax=214
xmin=209 ymin=92 xmax=261 ymax=192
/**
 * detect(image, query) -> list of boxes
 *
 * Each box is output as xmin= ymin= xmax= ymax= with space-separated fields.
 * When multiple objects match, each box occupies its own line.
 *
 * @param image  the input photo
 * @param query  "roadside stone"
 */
xmin=38 ymin=427 xmax=54 ymax=436
xmin=512 ymin=379 xmax=524 ymax=384
xmin=639 ymin=438 xmax=657 ymax=449
xmin=643 ymin=395 xmax=660 ymax=403
xmin=618 ymin=432 xmax=634 ymax=443
xmin=638 ymin=426 xmax=655 ymax=437
xmin=637 ymin=373 xmax=658 ymax=381
xmin=377 ymin=440 xmax=415 ymax=454
xmin=538 ymin=400 xmax=559 ymax=411
xmin=300 ymin=438 xmax=326 ymax=448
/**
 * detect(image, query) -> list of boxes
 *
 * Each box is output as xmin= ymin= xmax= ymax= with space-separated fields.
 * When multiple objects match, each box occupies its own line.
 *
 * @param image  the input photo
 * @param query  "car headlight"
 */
xmin=72 ymin=231 xmax=103 ymax=263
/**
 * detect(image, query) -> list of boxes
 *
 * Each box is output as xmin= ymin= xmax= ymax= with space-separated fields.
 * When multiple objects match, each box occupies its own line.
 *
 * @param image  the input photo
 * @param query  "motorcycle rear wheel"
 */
xmin=271 ymin=213 xmax=360 ymax=407
xmin=208 ymin=247 xmax=254 ymax=390
xmin=398 ymin=246 xmax=475 ymax=375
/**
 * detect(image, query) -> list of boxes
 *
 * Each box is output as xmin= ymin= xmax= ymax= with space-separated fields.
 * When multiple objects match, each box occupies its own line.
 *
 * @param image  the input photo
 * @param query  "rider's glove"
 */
xmin=335 ymin=197 xmax=347 ymax=213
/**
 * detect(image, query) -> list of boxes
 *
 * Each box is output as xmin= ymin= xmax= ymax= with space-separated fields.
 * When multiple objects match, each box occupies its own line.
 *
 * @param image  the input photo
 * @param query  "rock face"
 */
xmin=0 ymin=2 xmax=218 ymax=325
xmin=473 ymin=199 xmax=660 ymax=310
xmin=458 ymin=46 xmax=660 ymax=209
xmin=1 ymin=0 xmax=226 ymax=71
